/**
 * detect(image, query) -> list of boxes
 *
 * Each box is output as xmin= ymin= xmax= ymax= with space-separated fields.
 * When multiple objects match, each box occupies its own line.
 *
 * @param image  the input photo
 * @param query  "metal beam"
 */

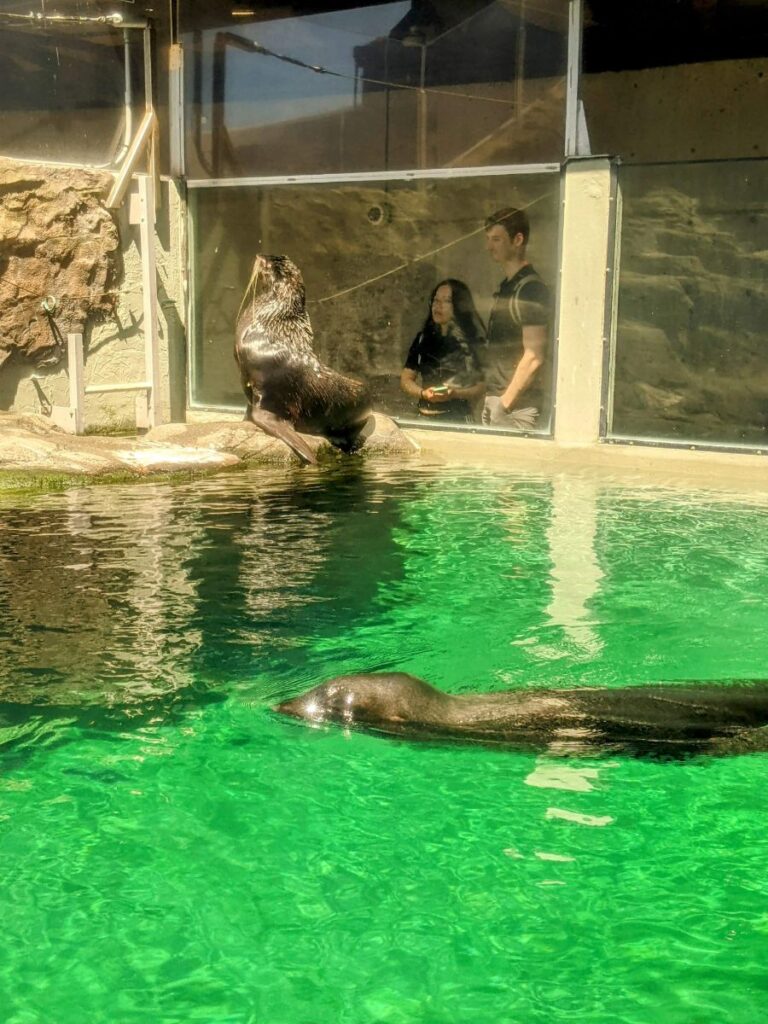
xmin=106 ymin=110 xmax=155 ymax=208
xmin=136 ymin=174 xmax=163 ymax=430
xmin=565 ymin=0 xmax=584 ymax=157
xmin=186 ymin=163 xmax=562 ymax=189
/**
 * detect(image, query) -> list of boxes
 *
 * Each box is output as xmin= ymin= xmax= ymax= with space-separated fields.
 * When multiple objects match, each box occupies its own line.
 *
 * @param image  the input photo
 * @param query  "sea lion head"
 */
xmin=275 ymin=672 xmax=443 ymax=730
xmin=239 ymin=253 xmax=307 ymax=325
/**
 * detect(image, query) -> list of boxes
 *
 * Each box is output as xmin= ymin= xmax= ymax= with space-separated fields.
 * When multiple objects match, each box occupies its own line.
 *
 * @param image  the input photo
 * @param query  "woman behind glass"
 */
xmin=400 ymin=279 xmax=486 ymax=423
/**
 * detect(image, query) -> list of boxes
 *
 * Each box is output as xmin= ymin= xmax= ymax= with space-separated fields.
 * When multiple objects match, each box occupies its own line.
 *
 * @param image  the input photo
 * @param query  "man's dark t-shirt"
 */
xmin=482 ymin=265 xmax=550 ymax=411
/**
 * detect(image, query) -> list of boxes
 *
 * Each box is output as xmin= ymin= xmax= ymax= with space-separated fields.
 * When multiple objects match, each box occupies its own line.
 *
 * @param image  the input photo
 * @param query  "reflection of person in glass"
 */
xmin=400 ymin=279 xmax=486 ymax=423
xmin=482 ymin=207 xmax=550 ymax=430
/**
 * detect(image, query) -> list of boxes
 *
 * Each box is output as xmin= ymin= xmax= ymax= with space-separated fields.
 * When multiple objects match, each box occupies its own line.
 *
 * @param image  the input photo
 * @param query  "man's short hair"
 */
xmin=485 ymin=207 xmax=530 ymax=245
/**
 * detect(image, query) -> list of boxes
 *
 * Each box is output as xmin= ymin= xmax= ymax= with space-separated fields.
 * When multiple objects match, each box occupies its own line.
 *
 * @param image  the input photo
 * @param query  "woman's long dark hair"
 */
xmin=423 ymin=278 xmax=485 ymax=342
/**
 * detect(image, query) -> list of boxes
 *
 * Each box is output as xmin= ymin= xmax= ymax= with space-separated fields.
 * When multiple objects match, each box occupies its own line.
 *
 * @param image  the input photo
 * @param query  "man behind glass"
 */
xmin=481 ymin=207 xmax=551 ymax=430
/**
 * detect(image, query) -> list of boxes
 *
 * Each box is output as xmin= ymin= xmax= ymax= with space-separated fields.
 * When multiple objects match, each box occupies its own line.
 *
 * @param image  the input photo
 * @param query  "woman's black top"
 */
xmin=404 ymin=324 xmax=483 ymax=421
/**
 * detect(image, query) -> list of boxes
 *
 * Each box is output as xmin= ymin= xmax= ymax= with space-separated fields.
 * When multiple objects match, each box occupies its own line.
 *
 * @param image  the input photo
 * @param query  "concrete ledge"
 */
xmin=146 ymin=413 xmax=419 ymax=465
xmin=403 ymin=427 xmax=768 ymax=496
xmin=184 ymin=405 xmax=767 ymax=494
xmin=0 ymin=410 xmax=420 ymax=492
xmin=0 ymin=413 xmax=239 ymax=490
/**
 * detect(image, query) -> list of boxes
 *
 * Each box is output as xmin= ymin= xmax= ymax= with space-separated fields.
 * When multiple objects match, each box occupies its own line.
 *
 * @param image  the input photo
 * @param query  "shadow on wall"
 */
xmin=0 ymin=357 xmax=31 ymax=413
xmin=0 ymin=314 xmax=143 ymax=423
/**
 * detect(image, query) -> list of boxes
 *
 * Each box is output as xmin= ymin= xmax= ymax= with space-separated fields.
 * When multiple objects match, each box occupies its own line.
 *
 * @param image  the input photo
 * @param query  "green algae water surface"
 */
xmin=1 ymin=466 xmax=768 ymax=1024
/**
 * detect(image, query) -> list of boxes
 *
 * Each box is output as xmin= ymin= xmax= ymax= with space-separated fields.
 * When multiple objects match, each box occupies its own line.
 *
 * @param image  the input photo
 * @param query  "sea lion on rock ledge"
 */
xmin=275 ymin=672 xmax=768 ymax=758
xmin=234 ymin=254 xmax=373 ymax=465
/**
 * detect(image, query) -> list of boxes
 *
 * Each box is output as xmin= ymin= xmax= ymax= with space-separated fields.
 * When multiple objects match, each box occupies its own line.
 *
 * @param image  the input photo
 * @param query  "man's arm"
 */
xmin=500 ymin=324 xmax=547 ymax=412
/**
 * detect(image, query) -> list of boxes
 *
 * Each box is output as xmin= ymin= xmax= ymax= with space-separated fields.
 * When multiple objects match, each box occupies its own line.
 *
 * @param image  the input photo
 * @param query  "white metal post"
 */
xmin=137 ymin=173 xmax=162 ymax=429
xmin=49 ymin=332 xmax=85 ymax=433
xmin=169 ymin=42 xmax=185 ymax=178
xmin=553 ymin=158 xmax=613 ymax=445
xmin=565 ymin=0 xmax=584 ymax=157
xmin=67 ymin=331 xmax=85 ymax=434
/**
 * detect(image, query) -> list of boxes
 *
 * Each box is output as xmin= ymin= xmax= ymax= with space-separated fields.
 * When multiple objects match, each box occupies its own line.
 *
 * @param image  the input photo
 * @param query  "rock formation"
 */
xmin=0 ymin=157 xmax=119 ymax=370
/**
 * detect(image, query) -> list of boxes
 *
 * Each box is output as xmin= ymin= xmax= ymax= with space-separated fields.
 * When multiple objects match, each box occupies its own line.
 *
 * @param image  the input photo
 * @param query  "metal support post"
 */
xmin=136 ymin=174 xmax=162 ymax=430
xmin=169 ymin=43 xmax=185 ymax=178
xmin=49 ymin=332 xmax=85 ymax=433
xmin=565 ymin=0 xmax=584 ymax=157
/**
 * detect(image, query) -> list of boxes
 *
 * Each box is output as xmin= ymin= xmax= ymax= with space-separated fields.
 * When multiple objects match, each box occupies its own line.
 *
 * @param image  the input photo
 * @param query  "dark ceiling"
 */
xmin=1 ymin=1 xmax=765 ymax=71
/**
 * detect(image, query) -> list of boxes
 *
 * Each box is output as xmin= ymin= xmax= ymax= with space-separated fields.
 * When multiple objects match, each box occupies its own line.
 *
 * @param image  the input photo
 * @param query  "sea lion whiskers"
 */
xmin=236 ymin=257 xmax=263 ymax=326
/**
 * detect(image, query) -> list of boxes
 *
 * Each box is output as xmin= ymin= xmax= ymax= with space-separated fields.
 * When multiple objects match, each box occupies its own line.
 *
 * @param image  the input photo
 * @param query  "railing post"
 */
xmin=136 ymin=174 xmax=162 ymax=429
xmin=565 ymin=0 xmax=585 ymax=157
xmin=48 ymin=332 xmax=85 ymax=433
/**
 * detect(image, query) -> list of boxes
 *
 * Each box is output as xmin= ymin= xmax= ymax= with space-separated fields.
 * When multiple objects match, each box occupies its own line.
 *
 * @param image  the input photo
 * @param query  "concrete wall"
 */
xmin=582 ymin=58 xmax=768 ymax=162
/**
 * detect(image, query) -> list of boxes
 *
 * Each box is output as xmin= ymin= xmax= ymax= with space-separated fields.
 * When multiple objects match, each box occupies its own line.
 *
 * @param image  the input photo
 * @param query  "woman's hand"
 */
xmin=422 ymin=387 xmax=454 ymax=403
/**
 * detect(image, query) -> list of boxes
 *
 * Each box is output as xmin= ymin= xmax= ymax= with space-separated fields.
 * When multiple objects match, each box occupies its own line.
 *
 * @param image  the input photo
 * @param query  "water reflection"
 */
xmin=2 ymin=465 xmax=767 ymax=732
xmin=0 ymin=682 xmax=227 ymax=773
xmin=0 ymin=466 xmax=414 ymax=709
xmin=0 ymin=485 xmax=208 ymax=703
xmin=544 ymin=477 xmax=604 ymax=658
xmin=2 ymin=469 xmax=768 ymax=1024
xmin=524 ymin=763 xmax=603 ymax=793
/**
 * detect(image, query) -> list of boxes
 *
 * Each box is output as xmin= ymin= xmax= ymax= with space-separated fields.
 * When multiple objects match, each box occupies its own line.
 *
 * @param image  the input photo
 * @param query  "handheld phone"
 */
xmin=431 ymin=386 xmax=449 ymax=394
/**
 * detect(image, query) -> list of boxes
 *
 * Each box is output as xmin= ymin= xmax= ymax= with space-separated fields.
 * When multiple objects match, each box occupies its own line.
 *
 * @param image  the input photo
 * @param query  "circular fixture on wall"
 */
xmin=366 ymin=203 xmax=392 ymax=226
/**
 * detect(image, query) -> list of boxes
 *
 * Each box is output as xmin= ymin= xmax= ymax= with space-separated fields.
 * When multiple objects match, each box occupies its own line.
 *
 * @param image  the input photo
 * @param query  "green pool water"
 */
xmin=1 ymin=465 xmax=768 ymax=1023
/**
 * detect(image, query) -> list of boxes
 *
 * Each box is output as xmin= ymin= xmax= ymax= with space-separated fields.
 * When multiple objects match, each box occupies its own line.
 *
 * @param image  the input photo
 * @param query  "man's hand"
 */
xmin=482 ymin=395 xmax=509 ymax=426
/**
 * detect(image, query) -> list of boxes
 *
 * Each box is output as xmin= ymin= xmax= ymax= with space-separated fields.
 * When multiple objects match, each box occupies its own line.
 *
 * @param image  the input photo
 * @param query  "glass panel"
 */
xmin=189 ymin=172 xmax=560 ymax=435
xmin=183 ymin=1 xmax=568 ymax=178
xmin=0 ymin=9 xmax=146 ymax=167
xmin=609 ymin=159 xmax=768 ymax=448
xmin=582 ymin=0 xmax=768 ymax=162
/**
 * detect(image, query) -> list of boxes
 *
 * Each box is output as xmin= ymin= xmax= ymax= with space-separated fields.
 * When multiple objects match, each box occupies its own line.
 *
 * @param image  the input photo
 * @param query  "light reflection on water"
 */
xmin=0 ymin=465 xmax=768 ymax=1022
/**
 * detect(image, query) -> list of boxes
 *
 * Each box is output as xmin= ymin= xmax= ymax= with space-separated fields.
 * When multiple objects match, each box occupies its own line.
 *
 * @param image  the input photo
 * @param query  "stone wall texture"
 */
xmin=0 ymin=159 xmax=186 ymax=431
xmin=0 ymin=159 xmax=119 ymax=368
xmin=613 ymin=165 xmax=768 ymax=445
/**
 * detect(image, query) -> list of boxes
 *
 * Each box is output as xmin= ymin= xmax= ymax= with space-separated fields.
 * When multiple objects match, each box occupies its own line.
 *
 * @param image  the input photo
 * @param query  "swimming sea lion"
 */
xmin=235 ymin=254 xmax=373 ymax=465
xmin=275 ymin=671 xmax=768 ymax=758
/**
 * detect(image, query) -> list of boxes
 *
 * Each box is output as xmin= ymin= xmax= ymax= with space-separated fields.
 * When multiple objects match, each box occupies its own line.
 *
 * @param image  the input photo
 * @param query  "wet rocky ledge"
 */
xmin=0 ymin=412 xmax=418 ymax=491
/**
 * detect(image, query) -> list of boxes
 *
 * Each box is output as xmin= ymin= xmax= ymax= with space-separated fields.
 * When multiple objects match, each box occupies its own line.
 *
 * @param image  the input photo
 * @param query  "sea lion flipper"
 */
xmin=326 ymin=413 xmax=375 ymax=454
xmin=249 ymin=408 xmax=317 ymax=466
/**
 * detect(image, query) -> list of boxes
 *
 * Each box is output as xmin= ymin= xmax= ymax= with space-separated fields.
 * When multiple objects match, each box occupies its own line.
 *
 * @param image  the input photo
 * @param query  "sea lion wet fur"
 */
xmin=275 ymin=671 xmax=768 ymax=759
xmin=234 ymin=254 xmax=373 ymax=465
